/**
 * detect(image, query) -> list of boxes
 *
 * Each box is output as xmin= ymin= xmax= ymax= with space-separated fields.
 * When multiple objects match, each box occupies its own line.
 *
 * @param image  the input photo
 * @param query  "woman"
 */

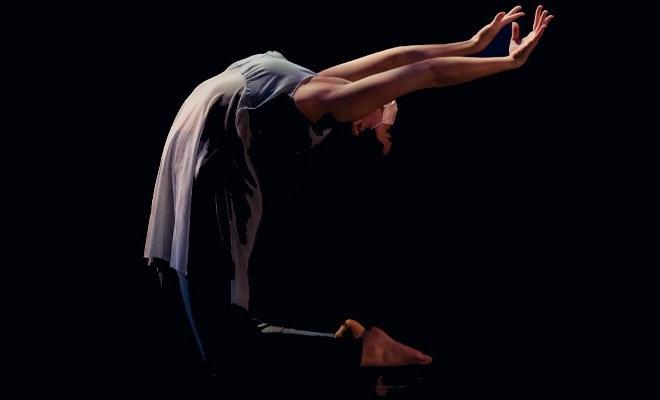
xmin=145 ymin=4 xmax=553 ymax=390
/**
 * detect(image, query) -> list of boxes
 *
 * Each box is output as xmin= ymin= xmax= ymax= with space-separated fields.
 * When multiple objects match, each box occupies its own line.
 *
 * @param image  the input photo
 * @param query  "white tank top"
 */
xmin=144 ymin=51 xmax=323 ymax=309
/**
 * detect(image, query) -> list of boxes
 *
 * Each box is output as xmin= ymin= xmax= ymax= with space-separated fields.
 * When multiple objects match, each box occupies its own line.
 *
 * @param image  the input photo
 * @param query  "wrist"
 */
xmin=466 ymin=37 xmax=483 ymax=53
xmin=503 ymin=55 xmax=518 ymax=70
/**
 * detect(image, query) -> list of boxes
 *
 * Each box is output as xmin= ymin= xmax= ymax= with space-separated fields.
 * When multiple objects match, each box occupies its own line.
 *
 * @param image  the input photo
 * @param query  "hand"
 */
xmin=352 ymin=122 xmax=393 ymax=156
xmin=508 ymin=5 xmax=554 ymax=68
xmin=336 ymin=319 xmax=433 ymax=366
xmin=375 ymin=124 xmax=392 ymax=156
xmin=471 ymin=6 xmax=526 ymax=53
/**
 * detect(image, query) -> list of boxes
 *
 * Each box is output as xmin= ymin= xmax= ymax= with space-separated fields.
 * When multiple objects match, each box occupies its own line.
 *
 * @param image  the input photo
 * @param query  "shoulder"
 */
xmin=292 ymin=76 xmax=350 ymax=123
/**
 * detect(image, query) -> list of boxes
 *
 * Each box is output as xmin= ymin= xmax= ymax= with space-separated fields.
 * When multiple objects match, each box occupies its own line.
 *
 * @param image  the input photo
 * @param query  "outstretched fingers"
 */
xmin=528 ymin=24 xmax=546 ymax=53
xmin=507 ymin=5 xmax=523 ymax=15
xmin=502 ymin=11 xmax=525 ymax=25
xmin=534 ymin=11 xmax=553 ymax=41
xmin=492 ymin=11 xmax=506 ymax=26
xmin=511 ymin=21 xmax=521 ymax=44
xmin=537 ymin=10 xmax=549 ymax=33
xmin=543 ymin=14 xmax=555 ymax=29
xmin=534 ymin=5 xmax=544 ymax=31
xmin=502 ymin=5 xmax=525 ymax=25
xmin=529 ymin=5 xmax=553 ymax=39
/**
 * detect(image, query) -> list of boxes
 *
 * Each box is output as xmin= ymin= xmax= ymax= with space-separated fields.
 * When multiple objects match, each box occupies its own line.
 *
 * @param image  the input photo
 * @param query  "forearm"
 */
xmin=321 ymin=56 xmax=516 ymax=123
xmin=392 ymin=39 xmax=480 ymax=65
xmin=318 ymin=40 xmax=479 ymax=81
xmin=427 ymin=55 xmax=515 ymax=87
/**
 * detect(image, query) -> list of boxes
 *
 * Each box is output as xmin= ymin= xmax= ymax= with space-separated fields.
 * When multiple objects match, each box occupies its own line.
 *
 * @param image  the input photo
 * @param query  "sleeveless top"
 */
xmin=144 ymin=51 xmax=337 ymax=309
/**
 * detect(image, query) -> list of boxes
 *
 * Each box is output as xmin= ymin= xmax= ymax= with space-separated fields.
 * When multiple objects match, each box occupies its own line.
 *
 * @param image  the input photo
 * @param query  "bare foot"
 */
xmin=361 ymin=327 xmax=432 ymax=367
xmin=336 ymin=319 xmax=432 ymax=367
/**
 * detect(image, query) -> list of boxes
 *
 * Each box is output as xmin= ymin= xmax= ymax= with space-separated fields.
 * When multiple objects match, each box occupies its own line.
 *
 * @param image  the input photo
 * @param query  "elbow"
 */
xmin=387 ymin=46 xmax=406 ymax=69
xmin=424 ymin=59 xmax=448 ymax=88
xmin=426 ymin=58 xmax=468 ymax=88
xmin=389 ymin=46 xmax=422 ymax=68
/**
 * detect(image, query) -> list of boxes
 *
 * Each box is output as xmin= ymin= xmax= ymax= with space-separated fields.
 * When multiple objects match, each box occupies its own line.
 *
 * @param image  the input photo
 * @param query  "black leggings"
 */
xmin=175 ymin=102 xmax=362 ymax=392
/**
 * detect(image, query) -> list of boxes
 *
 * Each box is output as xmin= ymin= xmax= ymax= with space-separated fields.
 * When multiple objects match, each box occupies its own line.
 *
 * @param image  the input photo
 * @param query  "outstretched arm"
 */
xmin=321 ymin=56 xmax=515 ymax=121
xmin=317 ymin=42 xmax=477 ymax=82
xmin=317 ymin=6 xmax=526 ymax=81
xmin=297 ymin=6 xmax=552 ymax=123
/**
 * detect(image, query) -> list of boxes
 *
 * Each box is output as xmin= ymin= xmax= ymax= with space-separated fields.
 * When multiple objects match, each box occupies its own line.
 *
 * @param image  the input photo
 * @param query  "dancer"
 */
xmin=144 ymin=4 xmax=553 ymax=389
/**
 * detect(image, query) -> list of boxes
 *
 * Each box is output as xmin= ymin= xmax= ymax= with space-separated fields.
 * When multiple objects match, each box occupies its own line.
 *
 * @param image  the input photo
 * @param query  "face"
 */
xmin=352 ymin=107 xmax=385 ymax=136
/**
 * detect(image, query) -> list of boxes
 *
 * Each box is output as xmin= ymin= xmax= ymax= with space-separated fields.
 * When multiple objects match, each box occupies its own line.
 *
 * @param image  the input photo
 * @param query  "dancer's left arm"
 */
xmin=318 ymin=5 xmax=528 ymax=81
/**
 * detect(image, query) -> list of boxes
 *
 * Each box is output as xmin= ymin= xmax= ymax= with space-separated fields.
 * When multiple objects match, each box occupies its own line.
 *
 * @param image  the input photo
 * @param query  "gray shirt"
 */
xmin=145 ymin=51 xmax=329 ymax=309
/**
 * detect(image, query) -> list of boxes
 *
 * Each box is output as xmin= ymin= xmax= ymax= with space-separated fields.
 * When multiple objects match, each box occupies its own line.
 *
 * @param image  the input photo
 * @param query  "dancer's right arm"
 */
xmin=317 ymin=5 xmax=529 ymax=81
xmin=295 ymin=8 xmax=552 ymax=124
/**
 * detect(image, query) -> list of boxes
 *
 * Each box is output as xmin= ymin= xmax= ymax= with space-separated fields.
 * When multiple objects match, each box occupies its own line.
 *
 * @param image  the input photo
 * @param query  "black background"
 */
xmin=56 ymin=1 xmax=594 ymax=397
